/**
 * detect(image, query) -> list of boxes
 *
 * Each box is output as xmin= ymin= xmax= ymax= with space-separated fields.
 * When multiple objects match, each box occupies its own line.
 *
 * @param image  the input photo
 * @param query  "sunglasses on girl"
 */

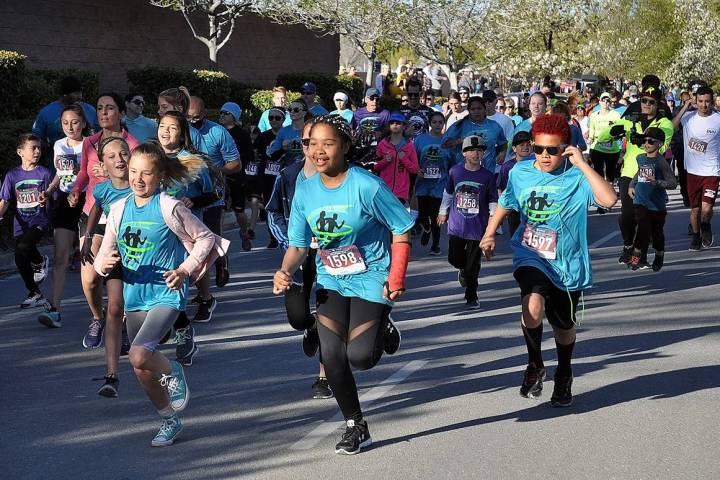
xmin=533 ymin=144 xmax=566 ymax=156
xmin=641 ymin=98 xmax=657 ymax=106
xmin=269 ymin=115 xmax=284 ymax=121
xmin=131 ymin=99 xmax=144 ymax=106
xmin=289 ymin=107 xmax=306 ymax=113
xmin=388 ymin=120 xmax=404 ymax=126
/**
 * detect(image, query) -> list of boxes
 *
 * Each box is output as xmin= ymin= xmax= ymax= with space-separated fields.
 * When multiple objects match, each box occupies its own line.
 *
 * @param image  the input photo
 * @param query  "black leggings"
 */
xmin=617 ymin=177 xmax=636 ymax=247
xmin=633 ymin=205 xmax=666 ymax=253
xmin=417 ymin=196 xmax=441 ymax=247
xmin=448 ymin=235 xmax=481 ymax=301
xmin=15 ymin=227 xmax=44 ymax=293
xmin=590 ymin=149 xmax=620 ymax=183
xmin=316 ymin=289 xmax=390 ymax=422
xmin=285 ymin=249 xmax=317 ymax=331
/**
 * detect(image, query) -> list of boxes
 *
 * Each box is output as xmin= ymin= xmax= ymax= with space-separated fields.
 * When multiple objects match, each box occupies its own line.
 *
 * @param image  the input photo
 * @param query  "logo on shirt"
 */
xmin=119 ymin=222 xmax=157 ymax=272
xmin=308 ymin=205 xmax=353 ymax=248
xmin=454 ymin=181 xmax=483 ymax=217
xmin=523 ymin=188 xmax=562 ymax=224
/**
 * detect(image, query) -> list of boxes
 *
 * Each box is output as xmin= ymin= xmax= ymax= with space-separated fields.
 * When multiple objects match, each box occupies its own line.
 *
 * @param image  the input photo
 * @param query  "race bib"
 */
xmin=689 ymin=137 xmax=708 ymax=154
xmin=456 ymin=191 xmax=479 ymax=214
xmin=16 ymin=188 xmax=41 ymax=210
xmin=319 ymin=245 xmax=367 ymax=276
xmin=55 ymin=153 xmax=77 ymax=177
xmin=598 ymin=141 xmax=614 ymax=149
xmin=521 ymin=224 xmax=558 ymax=260
xmin=265 ymin=161 xmax=281 ymax=175
xmin=638 ymin=165 xmax=655 ymax=183
xmin=424 ymin=164 xmax=441 ymax=179
xmin=245 ymin=162 xmax=259 ymax=176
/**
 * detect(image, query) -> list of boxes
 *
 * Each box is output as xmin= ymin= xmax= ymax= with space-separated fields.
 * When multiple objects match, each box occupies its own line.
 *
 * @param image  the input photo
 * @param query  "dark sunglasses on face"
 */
xmin=643 ymin=138 xmax=659 ymax=145
xmin=131 ymin=99 xmax=144 ymax=105
xmin=290 ymin=107 xmax=306 ymax=113
xmin=641 ymin=98 xmax=657 ymax=106
xmin=401 ymin=98 xmax=409 ymax=103
xmin=269 ymin=115 xmax=284 ymax=121
xmin=367 ymin=95 xmax=379 ymax=101
xmin=533 ymin=144 xmax=566 ymax=156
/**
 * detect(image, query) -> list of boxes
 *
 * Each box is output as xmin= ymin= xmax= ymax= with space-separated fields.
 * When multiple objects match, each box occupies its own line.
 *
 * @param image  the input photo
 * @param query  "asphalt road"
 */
xmin=2 ymin=191 xmax=719 ymax=480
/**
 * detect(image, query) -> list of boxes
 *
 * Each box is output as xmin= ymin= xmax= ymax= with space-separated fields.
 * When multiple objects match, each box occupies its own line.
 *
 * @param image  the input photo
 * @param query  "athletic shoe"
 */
xmin=312 ymin=377 xmax=333 ymax=399
xmin=550 ymin=373 xmax=573 ymax=407
xmin=457 ymin=269 xmax=467 ymax=288
xmin=335 ymin=419 xmax=372 ymax=455
xmin=95 ymin=374 xmax=119 ymax=398
xmin=175 ymin=326 xmax=196 ymax=360
xmin=383 ymin=315 xmax=401 ymax=355
xmin=151 ymin=415 xmax=183 ymax=447
xmin=82 ymin=319 xmax=105 ymax=349
xmin=701 ymin=223 xmax=713 ymax=248
xmin=177 ymin=345 xmax=198 ymax=366
xmin=20 ymin=291 xmax=45 ymax=309
xmin=429 ymin=246 xmax=441 ymax=256
xmin=120 ymin=322 xmax=130 ymax=356
xmin=303 ymin=324 xmax=319 ymax=358
xmin=637 ymin=255 xmax=651 ymax=270
xmin=618 ymin=246 xmax=632 ymax=265
xmin=420 ymin=228 xmax=431 ymax=246
xmin=240 ymin=232 xmax=252 ymax=252
xmin=215 ymin=256 xmax=230 ymax=288
xmin=689 ymin=235 xmax=702 ymax=252
xmin=519 ymin=365 xmax=546 ymax=398
xmin=267 ymin=238 xmax=279 ymax=249
xmin=193 ymin=296 xmax=217 ymax=323
xmin=247 ymin=229 xmax=255 ymax=240
xmin=38 ymin=308 xmax=61 ymax=328
xmin=160 ymin=361 xmax=190 ymax=412
xmin=465 ymin=298 xmax=480 ymax=310
xmin=189 ymin=294 xmax=202 ymax=305
xmin=32 ymin=255 xmax=49 ymax=284
xmin=652 ymin=253 xmax=664 ymax=272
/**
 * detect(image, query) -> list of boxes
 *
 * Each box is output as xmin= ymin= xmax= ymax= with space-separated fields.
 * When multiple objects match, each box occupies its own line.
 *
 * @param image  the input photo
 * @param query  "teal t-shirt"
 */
xmin=633 ymin=154 xmax=668 ymax=212
xmin=414 ymin=133 xmax=452 ymax=198
xmin=118 ymin=194 xmax=188 ymax=311
xmin=93 ymin=181 xmax=132 ymax=221
xmin=499 ymin=159 xmax=596 ymax=291
xmin=288 ymin=167 xmax=415 ymax=306
xmin=441 ymin=117 xmax=507 ymax=170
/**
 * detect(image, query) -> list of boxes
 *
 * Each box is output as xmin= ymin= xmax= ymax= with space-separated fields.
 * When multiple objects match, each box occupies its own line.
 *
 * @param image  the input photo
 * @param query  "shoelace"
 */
xmin=88 ymin=320 xmax=102 ymax=336
xmin=159 ymin=374 xmax=181 ymax=396
xmin=174 ymin=328 xmax=190 ymax=345
xmin=157 ymin=417 xmax=179 ymax=437
xmin=341 ymin=424 xmax=364 ymax=443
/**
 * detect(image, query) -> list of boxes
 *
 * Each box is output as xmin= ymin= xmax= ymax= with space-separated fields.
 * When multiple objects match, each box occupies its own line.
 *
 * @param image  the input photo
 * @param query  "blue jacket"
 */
xmin=266 ymin=160 xmax=304 ymax=250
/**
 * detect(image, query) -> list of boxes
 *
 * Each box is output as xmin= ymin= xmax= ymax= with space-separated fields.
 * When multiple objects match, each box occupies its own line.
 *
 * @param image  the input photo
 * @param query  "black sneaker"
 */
xmin=383 ymin=315 xmax=401 ymax=355
xmin=175 ymin=326 xmax=196 ymax=360
xmin=216 ymin=256 xmax=230 ymax=288
xmin=335 ymin=419 xmax=372 ymax=455
xmin=618 ymin=246 xmax=632 ymax=265
xmin=429 ymin=245 xmax=441 ymax=256
xmin=550 ymin=373 xmax=573 ymax=407
xmin=267 ymin=238 xmax=279 ymax=249
xmin=420 ymin=228 xmax=430 ymax=246
xmin=465 ymin=298 xmax=480 ymax=310
xmin=95 ymin=374 xmax=119 ymax=398
xmin=177 ymin=344 xmax=198 ymax=366
xmin=652 ymin=253 xmax=664 ymax=272
xmin=701 ymin=223 xmax=713 ymax=248
xmin=457 ymin=269 xmax=467 ymax=288
xmin=689 ymin=234 xmax=702 ymax=252
xmin=120 ymin=322 xmax=130 ymax=355
xmin=247 ymin=229 xmax=255 ymax=240
xmin=193 ymin=296 xmax=217 ymax=323
xmin=303 ymin=323 xmax=319 ymax=358
xmin=312 ymin=377 xmax=333 ymax=399
xmin=519 ymin=365 xmax=546 ymax=398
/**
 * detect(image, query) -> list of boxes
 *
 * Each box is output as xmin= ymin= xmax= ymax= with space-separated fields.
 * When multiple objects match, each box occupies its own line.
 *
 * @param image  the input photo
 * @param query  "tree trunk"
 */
xmin=365 ymin=57 xmax=374 ymax=87
xmin=208 ymin=14 xmax=218 ymax=70
xmin=439 ymin=65 xmax=458 ymax=92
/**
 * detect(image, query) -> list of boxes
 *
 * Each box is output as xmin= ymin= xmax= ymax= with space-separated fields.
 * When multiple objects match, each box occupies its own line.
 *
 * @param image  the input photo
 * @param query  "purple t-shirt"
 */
xmin=0 ymin=165 xmax=53 ymax=236
xmin=446 ymin=164 xmax=497 ymax=241
xmin=498 ymin=159 xmax=517 ymax=192
xmin=354 ymin=108 xmax=390 ymax=148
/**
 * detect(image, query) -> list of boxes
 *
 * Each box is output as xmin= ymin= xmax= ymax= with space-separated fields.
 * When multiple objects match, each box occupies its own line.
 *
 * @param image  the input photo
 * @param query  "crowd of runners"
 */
xmin=1 ymin=69 xmax=718 ymax=453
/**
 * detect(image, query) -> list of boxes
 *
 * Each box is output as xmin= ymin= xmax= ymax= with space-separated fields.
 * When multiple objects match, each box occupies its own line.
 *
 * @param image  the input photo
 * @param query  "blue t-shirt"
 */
xmin=288 ymin=167 xmax=415 ymax=306
xmin=329 ymin=109 xmax=356 ymax=127
xmin=124 ymin=115 xmax=157 ymax=143
xmin=414 ymin=133 xmax=452 ymax=198
xmin=257 ymin=109 xmax=291 ymax=133
xmin=191 ymin=119 xmax=239 ymax=169
xmin=267 ymin=125 xmax=304 ymax=169
xmin=162 ymin=150 xmax=215 ymax=218
xmin=442 ymin=117 xmax=507 ymax=171
xmin=511 ymin=115 xmax=524 ymax=127
xmin=0 ymin=165 xmax=53 ymax=236
xmin=310 ymin=104 xmax=329 ymax=116
xmin=92 ymin=181 xmax=132 ymax=221
xmin=633 ymin=154 xmax=668 ymax=211
xmin=570 ymin=124 xmax=587 ymax=150
xmin=118 ymin=194 xmax=188 ymax=311
xmin=32 ymin=101 xmax=100 ymax=146
xmin=499 ymin=159 xmax=596 ymax=291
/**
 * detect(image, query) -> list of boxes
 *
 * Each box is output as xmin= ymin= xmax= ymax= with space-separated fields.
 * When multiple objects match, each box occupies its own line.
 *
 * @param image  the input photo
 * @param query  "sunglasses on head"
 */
xmin=641 ymin=98 xmax=657 ymax=106
xmin=533 ymin=144 xmax=566 ymax=156
xmin=289 ymin=107 xmax=306 ymax=113
xmin=131 ymin=99 xmax=144 ymax=105
xmin=269 ymin=115 xmax=284 ymax=121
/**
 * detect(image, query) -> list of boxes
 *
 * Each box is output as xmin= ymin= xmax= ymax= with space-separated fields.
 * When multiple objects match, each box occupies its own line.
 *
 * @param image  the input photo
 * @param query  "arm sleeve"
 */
xmin=659 ymin=119 xmax=675 ymax=154
xmin=657 ymin=157 xmax=678 ymax=190
xmin=498 ymin=169 xmax=519 ymax=210
xmin=401 ymin=145 xmax=419 ymax=174
xmin=219 ymin=128 xmax=240 ymax=164
xmin=258 ymin=110 xmax=270 ymax=132
xmin=267 ymin=130 xmax=284 ymax=156
xmin=266 ymin=175 xmax=289 ymax=250
xmin=174 ymin=204 xmax=216 ymax=277
xmin=439 ymin=190 xmax=453 ymax=214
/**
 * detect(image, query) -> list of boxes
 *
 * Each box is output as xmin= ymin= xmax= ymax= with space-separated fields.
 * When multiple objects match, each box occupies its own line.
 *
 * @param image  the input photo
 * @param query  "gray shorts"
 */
xmin=125 ymin=307 xmax=180 ymax=352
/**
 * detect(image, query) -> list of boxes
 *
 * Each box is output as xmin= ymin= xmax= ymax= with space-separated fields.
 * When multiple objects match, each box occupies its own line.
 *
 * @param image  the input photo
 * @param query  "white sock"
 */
xmin=157 ymin=405 xmax=175 ymax=419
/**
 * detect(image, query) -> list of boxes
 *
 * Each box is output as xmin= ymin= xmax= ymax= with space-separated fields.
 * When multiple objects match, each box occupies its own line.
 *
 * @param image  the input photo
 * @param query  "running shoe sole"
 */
xmin=97 ymin=383 xmax=119 ymax=398
xmin=335 ymin=438 xmax=372 ymax=455
xmin=151 ymin=424 xmax=184 ymax=447
xmin=550 ymin=397 xmax=574 ymax=408
xmin=38 ymin=313 xmax=61 ymax=328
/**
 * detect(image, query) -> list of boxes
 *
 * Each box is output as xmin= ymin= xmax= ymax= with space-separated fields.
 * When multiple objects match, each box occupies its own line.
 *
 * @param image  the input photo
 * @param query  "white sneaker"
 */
xmin=33 ymin=255 xmax=49 ymax=284
xmin=20 ymin=292 xmax=45 ymax=309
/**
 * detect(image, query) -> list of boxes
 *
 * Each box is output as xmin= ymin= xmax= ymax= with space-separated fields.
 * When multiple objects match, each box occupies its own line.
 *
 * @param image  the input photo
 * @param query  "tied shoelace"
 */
xmin=174 ymin=328 xmax=191 ymax=345
xmin=159 ymin=374 xmax=181 ymax=396
xmin=88 ymin=320 xmax=102 ymax=336
xmin=157 ymin=417 xmax=179 ymax=437
xmin=341 ymin=423 xmax=365 ymax=443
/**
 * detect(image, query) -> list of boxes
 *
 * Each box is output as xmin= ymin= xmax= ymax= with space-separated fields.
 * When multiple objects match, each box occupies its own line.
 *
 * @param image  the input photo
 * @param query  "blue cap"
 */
xmin=301 ymin=82 xmax=317 ymax=94
xmin=220 ymin=102 xmax=242 ymax=122
xmin=388 ymin=112 xmax=406 ymax=123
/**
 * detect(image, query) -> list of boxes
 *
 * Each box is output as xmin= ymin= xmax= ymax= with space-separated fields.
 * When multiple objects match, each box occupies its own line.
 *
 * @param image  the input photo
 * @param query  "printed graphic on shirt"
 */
xmin=359 ymin=116 xmax=380 ymax=147
xmin=520 ymin=186 xmax=562 ymax=259
xmin=119 ymin=222 xmax=156 ymax=272
xmin=423 ymin=146 xmax=443 ymax=178
xmin=307 ymin=205 xmax=353 ymax=249
xmin=15 ymin=180 xmax=43 ymax=215
xmin=454 ymin=181 xmax=482 ymax=217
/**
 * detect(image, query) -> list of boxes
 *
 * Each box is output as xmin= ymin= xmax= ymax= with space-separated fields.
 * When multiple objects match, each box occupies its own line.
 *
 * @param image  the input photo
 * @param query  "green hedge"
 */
xmin=249 ymin=90 xmax=301 ymax=112
xmin=275 ymin=72 xmax=366 ymax=108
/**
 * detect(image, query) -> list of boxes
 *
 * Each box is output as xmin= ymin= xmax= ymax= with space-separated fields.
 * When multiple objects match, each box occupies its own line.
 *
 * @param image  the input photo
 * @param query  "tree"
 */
xmin=149 ymin=0 xmax=259 ymax=69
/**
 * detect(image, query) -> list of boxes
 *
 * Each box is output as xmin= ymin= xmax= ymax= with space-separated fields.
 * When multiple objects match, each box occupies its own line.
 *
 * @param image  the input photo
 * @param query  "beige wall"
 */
xmin=0 ymin=0 xmax=339 ymax=92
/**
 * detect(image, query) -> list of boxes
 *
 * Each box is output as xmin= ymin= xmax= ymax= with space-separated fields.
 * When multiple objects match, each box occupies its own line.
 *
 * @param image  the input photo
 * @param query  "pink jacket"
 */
xmin=373 ymin=138 xmax=419 ymax=201
xmin=94 ymin=193 xmax=230 ymax=284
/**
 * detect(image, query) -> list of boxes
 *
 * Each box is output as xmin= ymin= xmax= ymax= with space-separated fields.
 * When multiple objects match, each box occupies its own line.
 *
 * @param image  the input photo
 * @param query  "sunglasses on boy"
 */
xmin=643 ymin=138 xmax=660 ymax=146
xmin=641 ymin=98 xmax=657 ymax=106
xmin=533 ymin=144 xmax=567 ymax=156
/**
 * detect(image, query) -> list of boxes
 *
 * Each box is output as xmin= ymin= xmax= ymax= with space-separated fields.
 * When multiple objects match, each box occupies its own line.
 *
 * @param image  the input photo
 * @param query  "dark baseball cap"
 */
xmin=644 ymin=127 xmax=665 ymax=143
xmin=365 ymin=87 xmax=380 ymax=97
xmin=688 ymin=79 xmax=708 ymax=93
xmin=301 ymin=82 xmax=317 ymax=94
xmin=512 ymin=130 xmax=532 ymax=146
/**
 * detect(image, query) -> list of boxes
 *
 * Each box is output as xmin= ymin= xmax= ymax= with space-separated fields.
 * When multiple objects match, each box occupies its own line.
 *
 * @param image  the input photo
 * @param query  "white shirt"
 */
xmin=681 ymin=111 xmax=720 ymax=176
xmin=53 ymin=137 xmax=84 ymax=193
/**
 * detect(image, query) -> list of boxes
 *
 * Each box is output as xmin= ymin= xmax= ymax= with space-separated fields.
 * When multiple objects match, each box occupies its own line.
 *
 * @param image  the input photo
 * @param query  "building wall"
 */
xmin=0 ymin=0 xmax=339 ymax=92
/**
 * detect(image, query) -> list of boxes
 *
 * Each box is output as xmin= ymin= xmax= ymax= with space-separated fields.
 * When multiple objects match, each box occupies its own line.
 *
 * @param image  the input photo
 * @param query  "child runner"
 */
xmin=480 ymin=114 xmax=617 ymax=407
xmin=273 ymin=116 xmax=409 ymax=455
xmin=415 ymin=111 xmax=452 ymax=255
xmin=374 ymin=112 xmax=419 ymax=205
xmin=0 ymin=134 xmax=52 ymax=308
xmin=628 ymin=127 xmax=677 ymax=271
xmin=497 ymin=131 xmax=535 ymax=237
xmin=94 ymin=142 xmax=228 ymax=447
xmin=38 ymin=104 xmax=90 ymax=327
xmin=438 ymin=136 xmax=497 ymax=309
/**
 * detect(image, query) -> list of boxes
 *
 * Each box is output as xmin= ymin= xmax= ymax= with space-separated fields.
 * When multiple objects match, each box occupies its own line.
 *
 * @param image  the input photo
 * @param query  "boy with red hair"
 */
xmin=480 ymin=114 xmax=617 ymax=407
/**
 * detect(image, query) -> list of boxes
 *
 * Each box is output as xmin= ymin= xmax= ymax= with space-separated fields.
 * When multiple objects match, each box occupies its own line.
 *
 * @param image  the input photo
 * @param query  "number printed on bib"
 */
xmin=689 ymin=137 xmax=708 ymax=154
xmin=638 ymin=165 xmax=655 ymax=183
xmin=265 ymin=161 xmax=281 ymax=175
xmin=245 ymin=162 xmax=259 ymax=176
xmin=55 ymin=154 xmax=77 ymax=177
xmin=456 ymin=191 xmax=479 ymax=214
xmin=521 ymin=224 xmax=558 ymax=260
xmin=424 ymin=165 xmax=441 ymax=179
xmin=16 ymin=188 xmax=41 ymax=209
xmin=319 ymin=245 xmax=367 ymax=276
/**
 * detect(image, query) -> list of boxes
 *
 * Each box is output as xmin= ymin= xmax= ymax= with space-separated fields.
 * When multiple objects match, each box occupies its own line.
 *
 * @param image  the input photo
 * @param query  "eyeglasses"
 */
xmin=269 ymin=115 xmax=284 ymax=121
xmin=495 ymin=105 xmax=505 ymax=111
xmin=643 ymin=138 xmax=659 ymax=145
xmin=407 ymin=92 xmax=420 ymax=97
xmin=289 ymin=107 xmax=306 ymax=113
xmin=131 ymin=99 xmax=144 ymax=106
xmin=301 ymin=138 xmax=310 ymax=146
xmin=220 ymin=110 xmax=231 ymax=116
xmin=641 ymin=98 xmax=657 ymax=106
xmin=533 ymin=144 xmax=566 ymax=156
xmin=367 ymin=95 xmax=379 ymax=101
xmin=388 ymin=120 xmax=404 ymax=126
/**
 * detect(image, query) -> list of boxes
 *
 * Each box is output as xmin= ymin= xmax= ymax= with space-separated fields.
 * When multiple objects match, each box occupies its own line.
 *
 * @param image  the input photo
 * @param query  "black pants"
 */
xmin=633 ymin=206 xmax=666 ymax=253
xmin=448 ymin=235 xmax=481 ymax=301
xmin=285 ymin=249 xmax=318 ymax=331
xmin=507 ymin=210 xmax=521 ymax=237
xmin=672 ymin=143 xmax=689 ymax=203
xmin=617 ymin=177 xmax=636 ymax=247
xmin=15 ymin=227 xmax=44 ymax=293
xmin=590 ymin=149 xmax=620 ymax=183
xmin=417 ymin=196 xmax=441 ymax=248
xmin=316 ymin=289 xmax=390 ymax=422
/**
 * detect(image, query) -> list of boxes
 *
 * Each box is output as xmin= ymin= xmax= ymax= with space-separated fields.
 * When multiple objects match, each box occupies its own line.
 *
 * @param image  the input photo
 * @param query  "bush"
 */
xmin=0 ymin=51 xmax=28 ymax=117
xmin=275 ymin=72 xmax=366 ymax=108
xmin=249 ymin=90 xmax=301 ymax=112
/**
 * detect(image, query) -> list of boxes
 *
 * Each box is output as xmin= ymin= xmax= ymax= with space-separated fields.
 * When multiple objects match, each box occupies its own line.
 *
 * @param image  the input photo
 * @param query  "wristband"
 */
xmin=387 ymin=241 xmax=411 ymax=293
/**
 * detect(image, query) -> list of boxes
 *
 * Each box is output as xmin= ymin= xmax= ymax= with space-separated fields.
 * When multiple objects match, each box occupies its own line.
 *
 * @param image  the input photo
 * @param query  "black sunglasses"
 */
xmin=131 ymin=99 xmax=144 ymax=105
xmin=367 ymin=95 xmax=379 ymax=101
xmin=289 ymin=107 xmax=306 ymax=113
xmin=533 ymin=144 xmax=566 ymax=156
xmin=641 ymin=98 xmax=657 ymax=105
xmin=643 ymin=138 xmax=659 ymax=145
xmin=269 ymin=115 xmax=284 ymax=121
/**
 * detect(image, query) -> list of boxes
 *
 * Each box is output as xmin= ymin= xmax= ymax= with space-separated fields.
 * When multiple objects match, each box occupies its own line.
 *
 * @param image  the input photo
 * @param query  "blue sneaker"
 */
xmin=82 ymin=319 xmax=105 ymax=349
xmin=151 ymin=415 xmax=183 ymax=447
xmin=160 ymin=361 xmax=190 ymax=412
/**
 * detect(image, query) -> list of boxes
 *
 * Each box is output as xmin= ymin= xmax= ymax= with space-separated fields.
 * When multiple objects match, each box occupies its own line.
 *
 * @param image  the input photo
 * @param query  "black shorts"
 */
xmin=104 ymin=264 xmax=122 ymax=283
xmin=78 ymin=213 xmax=106 ymax=238
xmin=244 ymin=173 xmax=265 ymax=199
xmin=225 ymin=174 xmax=246 ymax=211
xmin=52 ymin=192 xmax=84 ymax=232
xmin=203 ymin=205 xmax=223 ymax=235
xmin=513 ymin=266 xmax=580 ymax=330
